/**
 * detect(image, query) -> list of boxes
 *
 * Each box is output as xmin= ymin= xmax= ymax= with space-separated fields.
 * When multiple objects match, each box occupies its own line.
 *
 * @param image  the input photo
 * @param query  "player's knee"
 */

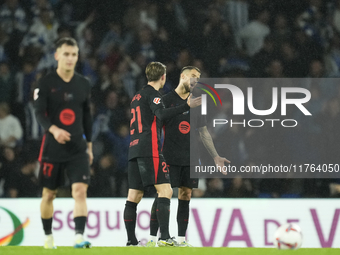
xmin=127 ymin=189 xmax=144 ymax=203
xmin=42 ymin=190 xmax=56 ymax=202
xmin=136 ymin=192 xmax=143 ymax=203
xmin=72 ymin=189 xmax=87 ymax=200
xmin=72 ymin=185 xmax=87 ymax=200
xmin=178 ymin=188 xmax=192 ymax=200
xmin=181 ymin=192 xmax=191 ymax=200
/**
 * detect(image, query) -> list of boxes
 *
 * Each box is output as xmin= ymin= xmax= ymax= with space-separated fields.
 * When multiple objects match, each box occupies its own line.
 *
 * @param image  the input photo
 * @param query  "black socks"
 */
xmin=177 ymin=199 xmax=190 ymax=236
xmin=124 ymin=201 xmax=138 ymax=245
xmin=150 ymin=195 xmax=159 ymax=236
xmin=42 ymin=218 xmax=52 ymax=235
xmin=74 ymin=216 xmax=87 ymax=235
xmin=157 ymin=197 xmax=171 ymax=240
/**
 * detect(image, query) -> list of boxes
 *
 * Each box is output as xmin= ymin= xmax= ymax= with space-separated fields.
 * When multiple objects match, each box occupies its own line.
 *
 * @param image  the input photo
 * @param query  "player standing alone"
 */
xmin=146 ymin=66 xmax=230 ymax=247
xmin=34 ymin=37 xmax=93 ymax=249
xmin=124 ymin=62 xmax=201 ymax=247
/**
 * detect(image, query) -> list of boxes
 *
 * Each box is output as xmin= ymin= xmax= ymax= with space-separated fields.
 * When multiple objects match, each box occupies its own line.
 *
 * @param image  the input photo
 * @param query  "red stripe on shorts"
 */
xmin=38 ymin=134 xmax=46 ymax=162
xmin=151 ymin=116 xmax=159 ymax=183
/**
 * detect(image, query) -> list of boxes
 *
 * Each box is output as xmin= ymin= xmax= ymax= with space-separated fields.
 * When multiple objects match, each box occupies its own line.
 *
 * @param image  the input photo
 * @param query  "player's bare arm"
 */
xmin=198 ymin=126 xmax=230 ymax=175
xmin=87 ymin=142 xmax=93 ymax=165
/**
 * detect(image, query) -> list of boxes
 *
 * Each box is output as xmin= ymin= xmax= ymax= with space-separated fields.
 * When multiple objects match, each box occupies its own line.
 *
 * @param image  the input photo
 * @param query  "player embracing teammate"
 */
xmin=123 ymin=62 xmax=201 ymax=247
xmin=146 ymin=66 xmax=230 ymax=247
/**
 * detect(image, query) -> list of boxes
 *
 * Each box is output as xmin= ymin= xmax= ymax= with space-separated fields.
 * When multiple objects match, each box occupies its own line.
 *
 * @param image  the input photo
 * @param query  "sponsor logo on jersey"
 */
xmin=64 ymin=93 xmax=74 ymax=101
xmin=179 ymin=121 xmax=190 ymax=134
xmin=153 ymin=97 xmax=161 ymax=104
xmin=59 ymin=108 xmax=76 ymax=126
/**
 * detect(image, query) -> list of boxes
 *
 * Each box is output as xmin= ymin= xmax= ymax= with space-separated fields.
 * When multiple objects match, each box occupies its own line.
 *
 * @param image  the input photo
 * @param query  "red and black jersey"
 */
xmin=34 ymin=71 xmax=92 ymax=162
xmin=128 ymin=85 xmax=190 ymax=160
xmin=162 ymin=90 xmax=206 ymax=166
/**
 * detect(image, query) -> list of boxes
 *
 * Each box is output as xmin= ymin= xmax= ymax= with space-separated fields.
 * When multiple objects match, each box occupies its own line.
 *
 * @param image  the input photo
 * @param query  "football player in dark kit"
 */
xmin=124 ymin=62 xmax=201 ymax=247
xmin=34 ymin=37 xmax=92 ymax=249
xmin=146 ymin=66 xmax=230 ymax=247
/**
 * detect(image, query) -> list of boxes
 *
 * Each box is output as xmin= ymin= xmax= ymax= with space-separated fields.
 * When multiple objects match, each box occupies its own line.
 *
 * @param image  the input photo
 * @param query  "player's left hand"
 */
xmin=87 ymin=151 xmax=93 ymax=165
xmin=214 ymin=156 xmax=231 ymax=175
xmin=187 ymin=94 xmax=202 ymax=108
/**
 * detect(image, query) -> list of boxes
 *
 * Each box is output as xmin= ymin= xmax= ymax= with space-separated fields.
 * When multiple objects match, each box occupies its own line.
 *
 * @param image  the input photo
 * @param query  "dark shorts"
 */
xmin=169 ymin=165 xmax=199 ymax=189
xmin=128 ymin=155 xmax=170 ymax=190
xmin=39 ymin=156 xmax=90 ymax=190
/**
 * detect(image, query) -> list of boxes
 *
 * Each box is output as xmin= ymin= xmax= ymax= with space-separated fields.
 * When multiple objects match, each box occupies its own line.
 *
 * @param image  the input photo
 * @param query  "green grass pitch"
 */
xmin=0 ymin=247 xmax=339 ymax=255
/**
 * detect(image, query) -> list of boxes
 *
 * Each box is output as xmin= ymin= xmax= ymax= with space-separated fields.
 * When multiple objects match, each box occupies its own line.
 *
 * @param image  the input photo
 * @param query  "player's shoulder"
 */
xmin=133 ymin=86 xmax=148 ymax=99
xmin=162 ymin=90 xmax=175 ymax=106
xmin=132 ymin=85 xmax=161 ymax=105
xmin=146 ymin=86 xmax=162 ymax=105
xmin=131 ymin=86 xmax=148 ymax=104
xmin=37 ymin=71 xmax=57 ymax=87
xmin=70 ymin=72 xmax=91 ymax=93
xmin=74 ymin=72 xmax=91 ymax=85
xmin=73 ymin=71 xmax=87 ymax=80
xmin=163 ymin=90 xmax=177 ymax=100
xmin=39 ymin=71 xmax=57 ymax=82
xmin=140 ymin=85 xmax=161 ymax=97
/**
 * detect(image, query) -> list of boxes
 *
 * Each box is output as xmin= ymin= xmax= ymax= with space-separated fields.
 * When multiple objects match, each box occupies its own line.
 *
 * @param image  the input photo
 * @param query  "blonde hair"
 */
xmin=145 ymin=62 xmax=166 ymax=82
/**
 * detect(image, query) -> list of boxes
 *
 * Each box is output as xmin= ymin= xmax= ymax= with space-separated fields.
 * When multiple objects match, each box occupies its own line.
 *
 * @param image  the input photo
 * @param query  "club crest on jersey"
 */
xmin=64 ymin=93 xmax=74 ymax=101
xmin=153 ymin=97 xmax=161 ymax=104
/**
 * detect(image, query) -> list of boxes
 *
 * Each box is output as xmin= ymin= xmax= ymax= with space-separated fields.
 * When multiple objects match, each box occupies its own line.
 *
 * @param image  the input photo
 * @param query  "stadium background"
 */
xmin=0 ymin=0 xmax=339 ymax=248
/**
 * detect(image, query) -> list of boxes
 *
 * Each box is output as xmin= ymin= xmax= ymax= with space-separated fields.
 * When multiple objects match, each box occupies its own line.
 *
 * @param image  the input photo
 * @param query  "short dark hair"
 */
xmin=145 ymin=62 xmax=166 ymax=82
xmin=181 ymin=66 xmax=201 ymax=74
xmin=55 ymin=37 xmax=78 ymax=50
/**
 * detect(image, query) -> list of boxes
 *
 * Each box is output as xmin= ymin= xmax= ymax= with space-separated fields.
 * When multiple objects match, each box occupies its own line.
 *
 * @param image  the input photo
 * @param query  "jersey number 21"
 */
xmin=130 ymin=106 xmax=142 ymax=135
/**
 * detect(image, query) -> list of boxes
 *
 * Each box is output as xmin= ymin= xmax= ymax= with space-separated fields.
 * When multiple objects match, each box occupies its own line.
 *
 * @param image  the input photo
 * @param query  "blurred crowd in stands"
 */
xmin=0 ymin=0 xmax=339 ymax=199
